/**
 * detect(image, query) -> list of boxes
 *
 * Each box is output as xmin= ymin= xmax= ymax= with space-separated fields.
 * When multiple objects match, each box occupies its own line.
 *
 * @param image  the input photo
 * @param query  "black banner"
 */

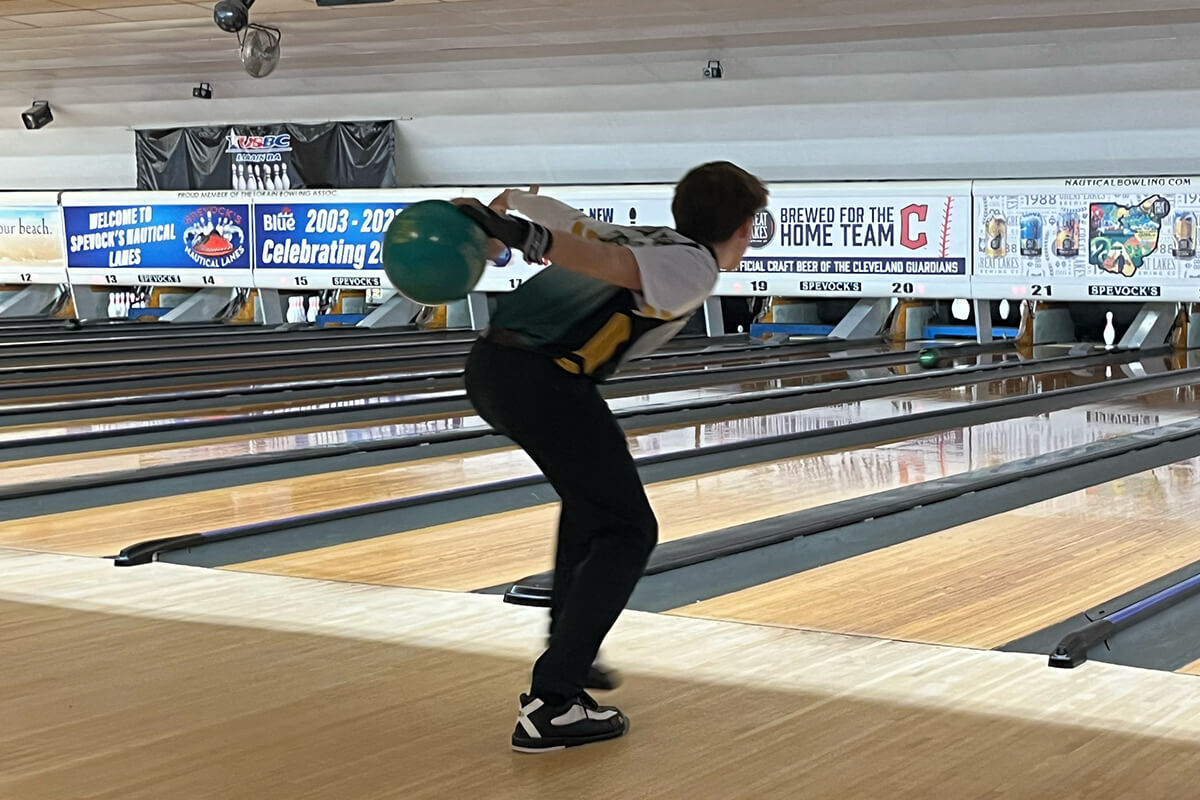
xmin=135 ymin=121 xmax=396 ymax=190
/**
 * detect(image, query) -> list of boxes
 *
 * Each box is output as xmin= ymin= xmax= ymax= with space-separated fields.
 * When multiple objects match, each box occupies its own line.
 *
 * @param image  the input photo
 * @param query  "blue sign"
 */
xmin=254 ymin=201 xmax=409 ymax=271
xmin=63 ymin=203 xmax=251 ymax=270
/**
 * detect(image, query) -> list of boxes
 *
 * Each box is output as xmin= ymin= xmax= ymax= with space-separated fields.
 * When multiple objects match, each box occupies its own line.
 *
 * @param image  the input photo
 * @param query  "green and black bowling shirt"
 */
xmin=488 ymin=191 xmax=719 ymax=381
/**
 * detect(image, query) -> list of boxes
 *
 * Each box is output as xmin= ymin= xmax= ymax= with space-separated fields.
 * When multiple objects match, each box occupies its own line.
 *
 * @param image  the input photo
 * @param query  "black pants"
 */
xmin=464 ymin=336 xmax=658 ymax=704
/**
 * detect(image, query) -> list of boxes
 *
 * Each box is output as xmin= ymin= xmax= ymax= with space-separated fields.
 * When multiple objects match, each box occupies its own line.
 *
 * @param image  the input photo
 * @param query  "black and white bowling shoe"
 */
xmin=511 ymin=692 xmax=629 ymax=753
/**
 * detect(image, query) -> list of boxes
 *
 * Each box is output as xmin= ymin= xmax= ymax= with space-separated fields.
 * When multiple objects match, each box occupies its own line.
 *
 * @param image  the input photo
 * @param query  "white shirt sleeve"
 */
xmin=629 ymin=245 xmax=719 ymax=319
xmin=509 ymin=191 xmax=717 ymax=315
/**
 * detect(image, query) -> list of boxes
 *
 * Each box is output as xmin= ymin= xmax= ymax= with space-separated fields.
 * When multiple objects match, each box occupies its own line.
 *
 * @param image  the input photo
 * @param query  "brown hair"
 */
xmin=671 ymin=161 xmax=768 ymax=246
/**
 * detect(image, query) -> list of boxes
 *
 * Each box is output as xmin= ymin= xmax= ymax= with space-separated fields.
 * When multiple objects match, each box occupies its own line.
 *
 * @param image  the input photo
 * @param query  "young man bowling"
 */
xmin=454 ymin=161 xmax=768 ymax=753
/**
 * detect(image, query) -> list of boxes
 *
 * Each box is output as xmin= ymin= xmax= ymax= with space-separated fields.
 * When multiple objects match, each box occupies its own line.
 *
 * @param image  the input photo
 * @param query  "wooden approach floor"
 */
xmin=5 ymin=547 xmax=1200 ymax=800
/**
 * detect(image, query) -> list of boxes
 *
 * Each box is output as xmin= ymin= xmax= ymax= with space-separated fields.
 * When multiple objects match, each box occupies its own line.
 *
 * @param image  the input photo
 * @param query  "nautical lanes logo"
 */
xmin=183 ymin=206 xmax=246 ymax=268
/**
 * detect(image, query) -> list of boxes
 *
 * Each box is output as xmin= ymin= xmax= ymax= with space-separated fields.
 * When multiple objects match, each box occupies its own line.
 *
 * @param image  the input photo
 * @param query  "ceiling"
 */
xmin=2 ymin=0 xmax=1200 ymax=123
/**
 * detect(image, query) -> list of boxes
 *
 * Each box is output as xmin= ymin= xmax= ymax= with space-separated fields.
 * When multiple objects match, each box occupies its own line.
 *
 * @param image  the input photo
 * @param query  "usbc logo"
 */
xmin=750 ymin=209 xmax=776 ymax=249
xmin=225 ymin=132 xmax=293 ymax=153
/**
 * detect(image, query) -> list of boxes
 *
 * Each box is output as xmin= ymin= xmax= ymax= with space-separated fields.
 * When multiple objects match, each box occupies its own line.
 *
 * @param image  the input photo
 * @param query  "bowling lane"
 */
xmin=0 ymin=355 xmax=1135 ymax=557
xmin=669 ymin=455 xmax=1200 ymax=650
xmin=222 ymin=388 xmax=1196 ymax=592
xmin=0 ymin=328 xmax=833 ymax=374
xmin=0 ymin=327 xmax=472 ymax=359
xmin=0 ymin=362 xmax=470 ymax=408
xmin=0 ymin=358 xmax=829 ymax=426
xmin=0 ymin=339 xmax=1032 ymax=456
xmin=0 ymin=346 xmax=866 ymax=426
xmin=0 ymin=335 xmax=903 ymax=402
xmin=0 ymin=364 xmax=877 ymax=445
xmin=0 ymin=335 xmax=484 ymax=372
xmin=0 ymin=386 xmax=465 ymax=444
xmin=0 ymin=352 xmax=1114 ymax=488
xmin=0 ymin=376 xmax=1031 ymax=554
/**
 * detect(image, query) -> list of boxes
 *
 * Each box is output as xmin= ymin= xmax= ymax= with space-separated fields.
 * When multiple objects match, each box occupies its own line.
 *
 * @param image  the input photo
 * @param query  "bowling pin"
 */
xmin=306 ymin=296 xmax=319 ymax=323
xmin=107 ymin=292 xmax=118 ymax=318
xmin=999 ymin=298 xmax=1010 ymax=319
xmin=280 ymin=164 xmax=291 ymax=190
xmin=951 ymin=298 xmax=969 ymax=321
xmin=1103 ymin=311 xmax=1116 ymax=347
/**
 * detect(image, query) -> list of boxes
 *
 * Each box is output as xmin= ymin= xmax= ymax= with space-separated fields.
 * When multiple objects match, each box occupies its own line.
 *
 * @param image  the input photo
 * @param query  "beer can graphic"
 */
xmin=1173 ymin=211 xmax=1196 ymax=259
xmin=982 ymin=214 xmax=1007 ymax=258
xmin=1020 ymin=213 xmax=1043 ymax=257
xmin=1054 ymin=213 xmax=1080 ymax=257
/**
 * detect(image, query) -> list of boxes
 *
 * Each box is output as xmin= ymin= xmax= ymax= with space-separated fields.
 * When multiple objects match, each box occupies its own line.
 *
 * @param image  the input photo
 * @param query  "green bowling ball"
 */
xmin=382 ymin=200 xmax=490 ymax=305
xmin=917 ymin=348 xmax=941 ymax=368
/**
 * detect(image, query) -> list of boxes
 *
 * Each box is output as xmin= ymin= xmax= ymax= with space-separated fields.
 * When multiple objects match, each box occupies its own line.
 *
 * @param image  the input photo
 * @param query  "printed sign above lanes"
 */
xmin=972 ymin=176 xmax=1200 ymax=302
xmin=0 ymin=192 xmax=66 ymax=285
xmin=721 ymin=181 xmax=973 ymax=298
xmin=251 ymin=188 xmax=465 ymax=292
xmin=61 ymin=190 xmax=254 ymax=289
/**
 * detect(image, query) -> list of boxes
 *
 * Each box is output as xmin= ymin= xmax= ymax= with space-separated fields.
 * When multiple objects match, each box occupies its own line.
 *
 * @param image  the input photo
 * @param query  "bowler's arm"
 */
xmin=540 ymin=230 xmax=642 ymax=290
xmin=484 ymin=189 xmax=644 ymax=290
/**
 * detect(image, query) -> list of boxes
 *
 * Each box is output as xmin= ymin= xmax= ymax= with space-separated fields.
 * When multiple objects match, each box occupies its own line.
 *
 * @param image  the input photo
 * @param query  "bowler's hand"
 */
xmin=450 ymin=198 xmax=508 ymax=262
xmin=488 ymin=185 xmax=540 ymax=214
